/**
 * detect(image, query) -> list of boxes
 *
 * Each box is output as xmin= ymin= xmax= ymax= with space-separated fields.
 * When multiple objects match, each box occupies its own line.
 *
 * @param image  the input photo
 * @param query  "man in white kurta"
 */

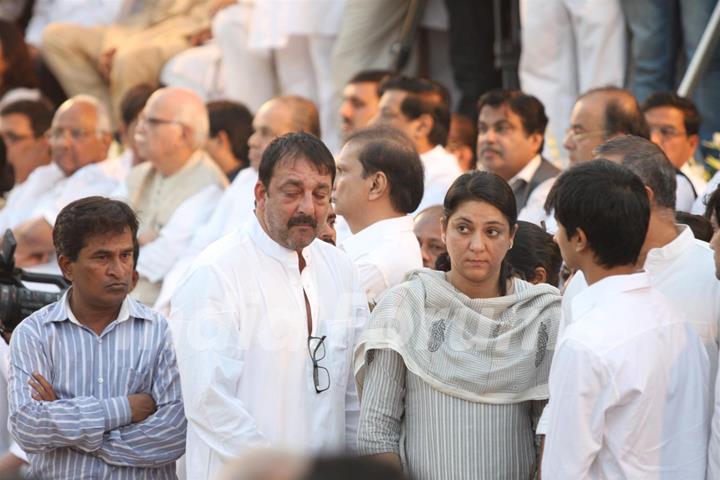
xmin=170 ymin=132 xmax=368 ymax=479
xmin=542 ymin=159 xmax=709 ymax=479
xmin=334 ymin=127 xmax=423 ymax=305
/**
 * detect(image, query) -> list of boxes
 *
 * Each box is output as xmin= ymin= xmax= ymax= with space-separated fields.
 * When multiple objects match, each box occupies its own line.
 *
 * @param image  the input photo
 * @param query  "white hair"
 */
xmin=152 ymin=87 xmax=209 ymax=150
xmin=55 ymin=94 xmax=112 ymax=135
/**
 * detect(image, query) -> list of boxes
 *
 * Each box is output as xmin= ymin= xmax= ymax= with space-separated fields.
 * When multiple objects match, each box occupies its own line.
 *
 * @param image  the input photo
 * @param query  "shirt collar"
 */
xmin=340 ymin=216 xmax=415 ymax=260
xmin=248 ymin=213 xmax=309 ymax=269
xmin=45 ymin=288 xmax=135 ymax=325
xmin=571 ymin=271 xmax=650 ymax=322
xmin=644 ymin=224 xmax=694 ymax=266
xmin=509 ymin=154 xmax=541 ymax=185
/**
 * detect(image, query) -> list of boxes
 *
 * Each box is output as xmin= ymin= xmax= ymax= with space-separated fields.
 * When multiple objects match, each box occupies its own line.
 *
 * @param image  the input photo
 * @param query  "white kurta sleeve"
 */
xmin=709 ymin=357 xmax=720 ymax=479
xmin=542 ymin=338 xmax=610 ymax=478
xmin=170 ymin=263 xmax=269 ymax=476
xmin=137 ymin=185 xmax=223 ymax=283
xmin=344 ymin=266 xmax=369 ymax=451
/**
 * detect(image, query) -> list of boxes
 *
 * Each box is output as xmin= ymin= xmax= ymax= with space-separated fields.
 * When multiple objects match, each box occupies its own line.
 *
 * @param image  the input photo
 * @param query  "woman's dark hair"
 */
xmin=0 ymin=20 xmax=37 ymax=96
xmin=301 ymin=456 xmax=407 ymax=480
xmin=53 ymin=197 xmax=140 ymax=268
xmin=705 ymin=186 xmax=720 ymax=223
xmin=506 ymin=221 xmax=562 ymax=287
xmin=443 ymin=171 xmax=517 ymax=295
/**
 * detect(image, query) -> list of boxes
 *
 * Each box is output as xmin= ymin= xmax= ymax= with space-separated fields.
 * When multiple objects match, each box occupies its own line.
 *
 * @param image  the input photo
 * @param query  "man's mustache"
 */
xmin=288 ymin=214 xmax=317 ymax=229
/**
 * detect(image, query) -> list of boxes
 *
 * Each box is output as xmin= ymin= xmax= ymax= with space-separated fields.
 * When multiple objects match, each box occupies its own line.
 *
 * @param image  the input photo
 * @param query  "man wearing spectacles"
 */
xmin=170 ymin=132 xmax=368 ymax=480
xmin=118 ymin=87 xmax=228 ymax=306
xmin=641 ymin=92 xmax=707 ymax=213
xmin=10 ymin=95 xmax=126 ymax=267
xmin=564 ymin=87 xmax=649 ymax=166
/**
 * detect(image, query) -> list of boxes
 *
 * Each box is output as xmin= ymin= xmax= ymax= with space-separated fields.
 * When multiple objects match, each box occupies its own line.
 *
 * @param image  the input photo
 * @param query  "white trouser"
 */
xmin=519 ymin=0 xmax=626 ymax=166
xmin=213 ymin=4 xmax=340 ymax=152
xmin=160 ymin=41 xmax=226 ymax=101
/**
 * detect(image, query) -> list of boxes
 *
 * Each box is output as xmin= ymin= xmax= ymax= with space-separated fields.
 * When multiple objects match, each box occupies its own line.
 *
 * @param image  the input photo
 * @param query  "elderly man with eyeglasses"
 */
xmin=115 ymin=87 xmax=227 ymax=306
xmin=10 ymin=95 xmax=128 ymax=267
xmin=170 ymin=132 xmax=368 ymax=480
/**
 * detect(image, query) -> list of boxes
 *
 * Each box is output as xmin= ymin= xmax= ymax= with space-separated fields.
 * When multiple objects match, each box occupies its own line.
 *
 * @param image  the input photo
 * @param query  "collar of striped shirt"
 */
xmin=41 ymin=289 xmax=156 ymax=325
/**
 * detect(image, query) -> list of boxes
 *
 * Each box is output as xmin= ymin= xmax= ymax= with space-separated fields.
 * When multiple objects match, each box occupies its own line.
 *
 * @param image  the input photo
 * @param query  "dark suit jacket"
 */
xmin=514 ymin=157 xmax=561 ymax=211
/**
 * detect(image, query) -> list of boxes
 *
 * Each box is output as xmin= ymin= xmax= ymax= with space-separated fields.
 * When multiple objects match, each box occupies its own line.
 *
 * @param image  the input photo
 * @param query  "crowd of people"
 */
xmin=0 ymin=0 xmax=717 ymax=479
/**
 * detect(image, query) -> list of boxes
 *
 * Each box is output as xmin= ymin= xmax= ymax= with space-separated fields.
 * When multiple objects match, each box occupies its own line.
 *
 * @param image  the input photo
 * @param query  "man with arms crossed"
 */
xmin=8 ymin=196 xmax=186 ymax=478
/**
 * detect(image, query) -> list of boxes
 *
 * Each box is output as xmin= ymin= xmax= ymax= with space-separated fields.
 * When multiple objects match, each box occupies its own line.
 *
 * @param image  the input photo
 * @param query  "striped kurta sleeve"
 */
xmin=357 ymin=349 xmax=406 ymax=456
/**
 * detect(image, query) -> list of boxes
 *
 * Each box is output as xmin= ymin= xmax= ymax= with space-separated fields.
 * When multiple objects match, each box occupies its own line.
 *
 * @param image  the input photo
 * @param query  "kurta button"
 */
xmin=97 ymin=377 xmax=104 ymax=384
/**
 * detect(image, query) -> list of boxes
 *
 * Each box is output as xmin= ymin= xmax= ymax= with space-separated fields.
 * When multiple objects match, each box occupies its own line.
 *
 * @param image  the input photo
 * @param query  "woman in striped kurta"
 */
xmin=354 ymin=172 xmax=561 ymax=480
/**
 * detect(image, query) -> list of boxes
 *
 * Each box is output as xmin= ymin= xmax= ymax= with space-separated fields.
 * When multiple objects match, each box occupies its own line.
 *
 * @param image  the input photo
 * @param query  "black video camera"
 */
xmin=0 ymin=230 xmax=69 ymax=334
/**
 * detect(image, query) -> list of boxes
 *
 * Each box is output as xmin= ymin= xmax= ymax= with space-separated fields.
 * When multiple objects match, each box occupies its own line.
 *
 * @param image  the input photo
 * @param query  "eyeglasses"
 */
xmin=46 ymin=127 xmax=99 ymax=141
xmin=138 ymin=113 xmax=184 ymax=128
xmin=649 ymin=125 xmax=687 ymax=139
xmin=308 ymin=335 xmax=330 ymax=394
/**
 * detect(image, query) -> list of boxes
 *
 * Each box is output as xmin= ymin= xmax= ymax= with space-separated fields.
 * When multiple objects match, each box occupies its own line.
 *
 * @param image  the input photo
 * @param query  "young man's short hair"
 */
xmin=377 ymin=75 xmax=451 ymax=147
xmin=207 ymin=100 xmax=254 ymax=163
xmin=545 ymin=159 xmax=650 ymax=268
xmin=345 ymin=127 xmax=424 ymax=213
xmin=53 ymin=196 xmax=140 ymax=267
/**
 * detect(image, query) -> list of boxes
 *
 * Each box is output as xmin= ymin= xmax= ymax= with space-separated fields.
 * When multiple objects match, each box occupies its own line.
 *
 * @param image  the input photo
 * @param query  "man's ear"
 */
xmin=414 ymin=113 xmax=434 ymax=140
xmin=368 ymin=171 xmax=388 ymax=201
xmin=131 ymin=270 xmax=139 ymax=290
xmin=57 ymin=255 xmax=74 ymax=282
xmin=689 ymin=133 xmax=700 ymax=154
xmin=574 ymin=227 xmax=589 ymax=253
xmin=528 ymin=131 xmax=543 ymax=154
xmin=644 ymin=185 xmax=656 ymax=205
xmin=217 ymin=130 xmax=231 ymax=151
xmin=254 ymin=180 xmax=267 ymax=209
xmin=440 ymin=215 xmax=448 ymax=244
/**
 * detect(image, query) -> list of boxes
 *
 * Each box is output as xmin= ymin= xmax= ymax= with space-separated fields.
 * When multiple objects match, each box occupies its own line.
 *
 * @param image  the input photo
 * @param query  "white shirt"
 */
xmin=340 ymin=216 xmax=422 ymax=306
xmin=693 ymin=169 xmax=720 ymax=215
xmin=25 ymin=0 xmax=122 ymax=46
xmin=415 ymin=145 xmax=462 ymax=214
xmin=152 ymin=167 xmax=257 ymax=313
xmin=561 ymin=226 xmax=720 ymax=381
xmin=542 ymin=272 xmax=710 ymax=479
xmin=517 ymin=176 xmax=556 ymax=228
xmin=676 ymin=163 xmax=707 ymax=213
xmin=0 ymin=163 xmax=64 ymax=232
xmin=169 ymin=215 xmax=368 ymax=479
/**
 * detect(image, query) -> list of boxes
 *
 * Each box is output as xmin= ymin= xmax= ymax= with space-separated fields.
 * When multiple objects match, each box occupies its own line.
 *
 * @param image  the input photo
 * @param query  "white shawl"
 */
xmin=354 ymin=269 xmax=561 ymax=404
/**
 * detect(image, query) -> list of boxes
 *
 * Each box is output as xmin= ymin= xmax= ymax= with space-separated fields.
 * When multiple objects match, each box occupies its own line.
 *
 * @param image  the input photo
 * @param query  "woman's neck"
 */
xmin=446 ymin=270 xmax=503 ymax=299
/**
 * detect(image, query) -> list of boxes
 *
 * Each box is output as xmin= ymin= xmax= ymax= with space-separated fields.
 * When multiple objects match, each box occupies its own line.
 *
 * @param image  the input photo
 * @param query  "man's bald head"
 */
xmin=247 ymin=96 xmax=320 ymax=170
xmin=564 ymin=87 xmax=648 ymax=165
xmin=134 ymin=87 xmax=209 ymax=175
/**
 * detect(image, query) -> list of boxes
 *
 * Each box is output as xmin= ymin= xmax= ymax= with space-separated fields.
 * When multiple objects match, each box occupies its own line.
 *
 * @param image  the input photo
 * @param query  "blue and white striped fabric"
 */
xmin=8 ymin=291 xmax=186 ymax=479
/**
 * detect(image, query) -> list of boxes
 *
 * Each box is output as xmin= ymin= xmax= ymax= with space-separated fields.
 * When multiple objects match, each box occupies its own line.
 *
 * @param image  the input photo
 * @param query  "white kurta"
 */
xmin=0 ymin=163 xmax=64 ymax=232
xmin=415 ymin=145 xmax=462 ymax=214
xmin=170 ymin=215 xmax=368 ymax=479
xmin=340 ymin=216 xmax=422 ymax=306
xmin=152 ymin=167 xmax=258 ymax=313
xmin=542 ymin=272 xmax=710 ymax=479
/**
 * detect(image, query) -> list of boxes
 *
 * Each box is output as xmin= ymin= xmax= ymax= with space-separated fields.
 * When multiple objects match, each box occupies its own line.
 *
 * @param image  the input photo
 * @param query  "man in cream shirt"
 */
xmin=170 ymin=132 xmax=368 ymax=478
xmin=334 ymin=127 xmax=423 ymax=306
xmin=123 ymin=87 xmax=227 ymax=305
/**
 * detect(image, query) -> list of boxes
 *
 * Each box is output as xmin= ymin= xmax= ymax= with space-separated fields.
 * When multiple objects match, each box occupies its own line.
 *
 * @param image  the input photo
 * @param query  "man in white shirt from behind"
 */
xmin=170 ymin=132 xmax=368 ymax=479
xmin=334 ymin=127 xmax=424 ymax=306
xmin=542 ymin=159 xmax=709 ymax=479
xmin=154 ymin=95 xmax=321 ymax=313
xmin=11 ymin=95 xmax=121 ymax=267
xmin=371 ymin=75 xmax=461 ymax=214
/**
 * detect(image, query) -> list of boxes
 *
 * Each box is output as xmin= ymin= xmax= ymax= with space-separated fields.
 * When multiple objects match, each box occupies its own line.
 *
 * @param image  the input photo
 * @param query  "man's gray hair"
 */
xmin=55 ymin=94 xmax=112 ymax=135
xmin=168 ymin=88 xmax=209 ymax=149
xmin=593 ymin=134 xmax=677 ymax=209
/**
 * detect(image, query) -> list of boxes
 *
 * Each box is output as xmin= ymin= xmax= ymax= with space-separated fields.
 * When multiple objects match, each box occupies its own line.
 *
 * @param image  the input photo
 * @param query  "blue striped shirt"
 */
xmin=8 ymin=291 xmax=186 ymax=479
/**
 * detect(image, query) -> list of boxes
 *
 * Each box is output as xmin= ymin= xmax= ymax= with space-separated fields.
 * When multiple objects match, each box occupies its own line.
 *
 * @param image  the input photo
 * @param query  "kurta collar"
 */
xmin=644 ymin=224 xmax=694 ymax=266
xmin=249 ymin=213 xmax=311 ymax=269
xmin=571 ymin=271 xmax=650 ymax=323
xmin=341 ymin=216 xmax=414 ymax=260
